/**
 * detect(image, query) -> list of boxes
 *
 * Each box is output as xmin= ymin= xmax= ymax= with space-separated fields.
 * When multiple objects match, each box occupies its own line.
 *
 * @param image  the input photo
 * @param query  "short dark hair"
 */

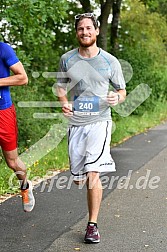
xmin=75 ymin=13 xmax=99 ymax=30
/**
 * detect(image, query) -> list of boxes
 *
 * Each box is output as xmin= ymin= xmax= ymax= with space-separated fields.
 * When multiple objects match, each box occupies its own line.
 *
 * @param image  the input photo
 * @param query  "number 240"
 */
xmin=79 ymin=102 xmax=93 ymax=110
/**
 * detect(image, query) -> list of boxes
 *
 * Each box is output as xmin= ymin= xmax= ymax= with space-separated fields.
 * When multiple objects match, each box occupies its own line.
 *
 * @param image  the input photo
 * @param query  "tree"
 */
xmin=139 ymin=0 xmax=167 ymax=18
xmin=98 ymin=0 xmax=114 ymax=51
xmin=0 ymin=0 xmax=69 ymax=70
xmin=110 ymin=0 xmax=122 ymax=53
xmin=118 ymin=0 xmax=167 ymax=113
xmin=0 ymin=0 xmax=70 ymax=147
xmin=79 ymin=0 xmax=92 ymax=12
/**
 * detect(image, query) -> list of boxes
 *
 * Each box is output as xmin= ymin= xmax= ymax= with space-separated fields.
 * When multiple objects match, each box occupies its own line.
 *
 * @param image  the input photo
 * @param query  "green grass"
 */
xmin=111 ymin=101 xmax=167 ymax=145
xmin=0 ymin=100 xmax=167 ymax=195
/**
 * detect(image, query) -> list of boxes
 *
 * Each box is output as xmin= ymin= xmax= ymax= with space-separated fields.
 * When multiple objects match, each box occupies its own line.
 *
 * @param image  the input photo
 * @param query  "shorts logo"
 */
xmin=100 ymin=162 xmax=114 ymax=167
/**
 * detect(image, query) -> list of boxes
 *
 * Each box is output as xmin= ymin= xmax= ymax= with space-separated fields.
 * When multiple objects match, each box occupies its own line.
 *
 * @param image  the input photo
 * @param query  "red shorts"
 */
xmin=0 ymin=104 xmax=18 ymax=151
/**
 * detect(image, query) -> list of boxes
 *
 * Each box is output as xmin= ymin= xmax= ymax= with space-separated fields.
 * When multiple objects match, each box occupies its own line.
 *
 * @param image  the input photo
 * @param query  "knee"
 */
xmin=87 ymin=172 xmax=99 ymax=182
xmin=6 ymin=157 xmax=26 ymax=171
xmin=6 ymin=159 xmax=17 ymax=171
xmin=86 ymin=172 xmax=101 ymax=188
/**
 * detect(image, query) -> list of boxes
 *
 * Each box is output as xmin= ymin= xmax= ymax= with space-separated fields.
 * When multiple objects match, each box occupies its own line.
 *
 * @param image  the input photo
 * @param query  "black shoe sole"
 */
xmin=84 ymin=239 xmax=100 ymax=244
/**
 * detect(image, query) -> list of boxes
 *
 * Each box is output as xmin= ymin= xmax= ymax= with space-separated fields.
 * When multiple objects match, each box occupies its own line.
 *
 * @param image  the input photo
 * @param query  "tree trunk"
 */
xmin=79 ymin=0 xmax=92 ymax=12
xmin=98 ymin=0 xmax=114 ymax=50
xmin=110 ymin=0 xmax=122 ymax=54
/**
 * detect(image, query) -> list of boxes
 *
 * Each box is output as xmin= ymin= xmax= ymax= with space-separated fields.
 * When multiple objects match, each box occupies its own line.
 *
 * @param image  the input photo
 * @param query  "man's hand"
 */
xmin=62 ymin=103 xmax=73 ymax=117
xmin=107 ymin=91 xmax=119 ymax=106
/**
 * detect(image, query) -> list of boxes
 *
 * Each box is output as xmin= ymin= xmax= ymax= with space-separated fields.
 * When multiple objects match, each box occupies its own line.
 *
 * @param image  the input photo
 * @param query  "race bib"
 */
xmin=73 ymin=96 xmax=99 ymax=115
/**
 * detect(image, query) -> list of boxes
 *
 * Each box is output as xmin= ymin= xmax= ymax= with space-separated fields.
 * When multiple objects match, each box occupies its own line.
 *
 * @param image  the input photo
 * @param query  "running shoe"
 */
xmin=21 ymin=180 xmax=35 ymax=212
xmin=84 ymin=224 xmax=100 ymax=243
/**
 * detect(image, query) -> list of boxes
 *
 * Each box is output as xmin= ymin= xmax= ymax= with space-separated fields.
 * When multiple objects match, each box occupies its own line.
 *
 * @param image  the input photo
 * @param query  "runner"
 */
xmin=0 ymin=42 xmax=35 ymax=212
xmin=57 ymin=13 xmax=126 ymax=243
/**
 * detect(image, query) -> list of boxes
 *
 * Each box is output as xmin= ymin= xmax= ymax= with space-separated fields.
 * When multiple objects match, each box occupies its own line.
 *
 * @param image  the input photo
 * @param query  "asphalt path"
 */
xmin=0 ymin=120 xmax=167 ymax=252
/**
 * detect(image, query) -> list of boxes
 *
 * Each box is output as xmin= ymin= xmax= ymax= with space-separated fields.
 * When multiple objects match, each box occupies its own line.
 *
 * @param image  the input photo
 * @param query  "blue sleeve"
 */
xmin=1 ymin=43 xmax=19 ymax=67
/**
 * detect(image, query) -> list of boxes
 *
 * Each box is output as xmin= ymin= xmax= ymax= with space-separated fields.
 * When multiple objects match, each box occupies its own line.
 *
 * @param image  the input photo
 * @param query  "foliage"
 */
xmin=139 ymin=0 xmax=167 ymax=18
xmin=0 ymin=0 xmax=70 ymax=148
xmin=0 ymin=0 xmax=69 ymax=70
xmin=116 ymin=0 xmax=167 ymax=115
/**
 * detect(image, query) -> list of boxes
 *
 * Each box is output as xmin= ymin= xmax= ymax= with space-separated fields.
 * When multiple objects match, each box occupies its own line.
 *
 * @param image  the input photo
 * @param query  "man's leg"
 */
xmin=86 ymin=171 xmax=102 ymax=223
xmin=73 ymin=172 xmax=102 ymax=223
xmin=73 ymin=172 xmax=103 ymax=222
xmin=2 ymin=148 xmax=27 ymax=188
xmin=82 ymin=171 xmax=102 ymax=243
xmin=2 ymin=148 xmax=35 ymax=212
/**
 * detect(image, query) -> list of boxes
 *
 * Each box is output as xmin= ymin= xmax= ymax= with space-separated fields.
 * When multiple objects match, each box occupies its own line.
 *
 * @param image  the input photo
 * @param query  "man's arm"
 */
xmin=0 ymin=61 xmax=28 ymax=87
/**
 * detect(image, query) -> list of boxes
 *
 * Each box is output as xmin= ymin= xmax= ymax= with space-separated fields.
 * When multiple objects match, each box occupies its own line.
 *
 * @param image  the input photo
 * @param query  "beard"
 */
xmin=78 ymin=36 xmax=96 ymax=47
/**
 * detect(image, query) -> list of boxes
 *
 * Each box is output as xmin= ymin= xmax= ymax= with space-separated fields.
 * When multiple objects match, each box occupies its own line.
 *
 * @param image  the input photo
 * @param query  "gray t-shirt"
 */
xmin=57 ymin=48 xmax=125 ymax=126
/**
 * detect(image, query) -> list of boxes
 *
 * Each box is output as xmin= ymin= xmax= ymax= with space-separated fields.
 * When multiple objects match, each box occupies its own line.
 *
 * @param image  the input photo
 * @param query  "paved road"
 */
xmin=0 ymin=121 xmax=167 ymax=252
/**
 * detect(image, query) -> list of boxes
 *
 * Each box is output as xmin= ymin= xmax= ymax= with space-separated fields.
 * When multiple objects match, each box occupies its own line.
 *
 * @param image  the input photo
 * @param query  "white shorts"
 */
xmin=68 ymin=121 xmax=116 ymax=181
